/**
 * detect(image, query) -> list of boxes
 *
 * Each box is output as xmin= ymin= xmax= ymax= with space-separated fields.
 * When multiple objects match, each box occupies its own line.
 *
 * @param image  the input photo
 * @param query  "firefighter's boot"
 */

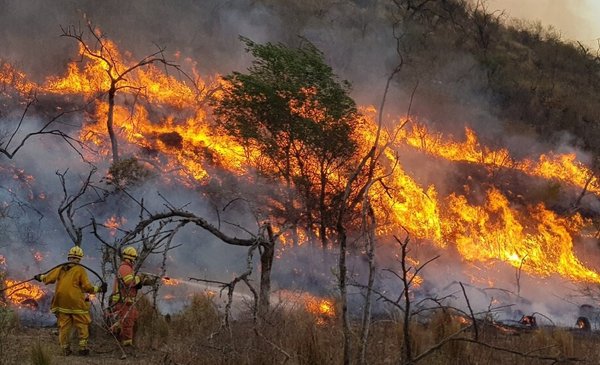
xmin=78 ymin=348 xmax=90 ymax=356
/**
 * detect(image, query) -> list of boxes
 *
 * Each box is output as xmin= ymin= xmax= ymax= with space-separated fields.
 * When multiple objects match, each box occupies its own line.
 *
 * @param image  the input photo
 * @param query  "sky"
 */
xmin=490 ymin=0 xmax=600 ymax=47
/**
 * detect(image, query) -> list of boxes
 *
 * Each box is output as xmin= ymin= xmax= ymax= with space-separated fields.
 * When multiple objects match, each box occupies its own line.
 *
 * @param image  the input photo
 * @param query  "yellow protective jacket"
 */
xmin=41 ymin=264 xmax=99 ymax=315
xmin=110 ymin=261 xmax=141 ymax=304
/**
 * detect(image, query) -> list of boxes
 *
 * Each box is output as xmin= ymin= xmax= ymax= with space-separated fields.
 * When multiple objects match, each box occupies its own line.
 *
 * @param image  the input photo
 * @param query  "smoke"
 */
xmin=0 ymin=0 xmax=598 ymax=328
xmin=489 ymin=0 xmax=600 ymax=46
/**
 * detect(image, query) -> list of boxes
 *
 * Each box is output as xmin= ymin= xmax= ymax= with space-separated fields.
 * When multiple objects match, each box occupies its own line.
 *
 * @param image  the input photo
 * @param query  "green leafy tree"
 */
xmin=213 ymin=37 xmax=360 ymax=247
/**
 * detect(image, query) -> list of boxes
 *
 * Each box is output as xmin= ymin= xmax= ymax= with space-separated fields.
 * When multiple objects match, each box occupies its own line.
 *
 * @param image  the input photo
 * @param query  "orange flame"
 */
xmin=163 ymin=294 xmax=176 ymax=300
xmin=400 ymin=123 xmax=600 ymax=195
xmin=4 ymin=279 xmax=45 ymax=306
xmin=2 ymin=37 xmax=600 ymax=288
xmin=104 ymin=216 xmax=126 ymax=236
xmin=0 ymin=63 xmax=37 ymax=95
xmin=162 ymin=277 xmax=180 ymax=286
xmin=277 ymin=290 xmax=336 ymax=325
xmin=443 ymin=188 xmax=598 ymax=282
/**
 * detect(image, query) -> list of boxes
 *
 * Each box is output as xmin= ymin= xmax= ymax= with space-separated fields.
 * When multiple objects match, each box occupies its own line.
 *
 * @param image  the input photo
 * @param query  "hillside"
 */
xmin=2 ymin=1 xmax=600 ymax=364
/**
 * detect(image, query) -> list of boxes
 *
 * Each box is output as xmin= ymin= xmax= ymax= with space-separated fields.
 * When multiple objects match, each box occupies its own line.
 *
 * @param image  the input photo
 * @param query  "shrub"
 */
xmin=170 ymin=293 xmax=221 ymax=336
xmin=134 ymin=296 xmax=169 ymax=350
xmin=106 ymin=156 xmax=152 ymax=189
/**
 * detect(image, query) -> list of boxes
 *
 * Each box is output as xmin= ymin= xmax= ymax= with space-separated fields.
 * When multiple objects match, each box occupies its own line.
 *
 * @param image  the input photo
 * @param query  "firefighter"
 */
xmin=109 ymin=246 xmax=155 ymax=347
xmin=34 ymin=246 xmax=107 ymax=356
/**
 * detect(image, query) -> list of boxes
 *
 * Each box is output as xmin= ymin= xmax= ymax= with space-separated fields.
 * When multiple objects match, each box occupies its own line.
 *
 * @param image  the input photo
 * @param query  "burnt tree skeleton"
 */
xmin=346 ymin=16 xmax=415 ymax=365
xmin=0 ymin=94 xmax=86 ymax=160
xmin=60 ymin=20 xmax=205 ymax=164
xmin=56 ymin=167 xmax=108 ymax=246
xmin=91 ymin=202 xmax=278 ymax=315
xmin=92 ymin=209 xmax=277 ymax=358
xmin=351 ymin=233 xmax=579 ymax=365
xmin=191 ymin=241 xmax=260 ymax=330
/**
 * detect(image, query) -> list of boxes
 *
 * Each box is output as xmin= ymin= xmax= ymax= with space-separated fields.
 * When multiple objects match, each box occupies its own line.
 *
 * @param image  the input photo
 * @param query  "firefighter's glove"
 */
xmin=135 ymin=281 xmax=143 ymax=290
xmin=99 ymin=282 xmax=108 ymax=293
xmin=33 ymin=274 xmax=43 ymax=282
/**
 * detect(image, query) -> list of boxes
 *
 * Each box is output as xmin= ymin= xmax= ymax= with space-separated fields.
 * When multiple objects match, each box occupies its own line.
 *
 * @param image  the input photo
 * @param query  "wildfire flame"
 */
xmin=163 ymin=293 xmax=176 ymax=301
xmin=277 ymin=290 xmax=336 ymax=325
xmin=1 ymin=36 xmax=600 ymax=288
xmin=162 ymin=277 xmax=180 ymax=286
xmin=3 ymin=279 xmax=45 ymax=307
xmin=400 ymin=123 xmax=600 ymax=196
xmin=104 ymin=215 xmax=126 ymax=236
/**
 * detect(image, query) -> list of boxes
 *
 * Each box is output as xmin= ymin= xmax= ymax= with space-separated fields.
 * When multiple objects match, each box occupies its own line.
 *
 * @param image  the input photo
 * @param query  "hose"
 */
xmin=0 ymin=261 xmax=107 ymax=293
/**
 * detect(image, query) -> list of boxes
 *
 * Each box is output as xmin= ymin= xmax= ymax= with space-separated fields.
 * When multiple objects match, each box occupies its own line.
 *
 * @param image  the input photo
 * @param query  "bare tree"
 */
xmin=0 ymin=95 xmax=84 ymax=160
xmin=60 ymin=21 xmax=197 ymax=164
xmin=56 ymin=167 xmax=107 ymax=246
xmin=91 ymin=199 xmax=278 ymax=315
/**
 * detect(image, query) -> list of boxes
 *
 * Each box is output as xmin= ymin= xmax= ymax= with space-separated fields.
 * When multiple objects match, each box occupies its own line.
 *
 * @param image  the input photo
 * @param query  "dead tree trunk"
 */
xmin=336 ymin=218 xmax=351 ymax=365
xmin=107 ymin=86 xmax=119 ymax=163
xmin=399 ymin=235 xmax=413 ymax=365
xmin=259 ymin=224 xmax=276 ymax=312
xmin=359 ymin=203 xmax=377 ymax=365
xmin=319 ymin=168 xmax=328 ymax=248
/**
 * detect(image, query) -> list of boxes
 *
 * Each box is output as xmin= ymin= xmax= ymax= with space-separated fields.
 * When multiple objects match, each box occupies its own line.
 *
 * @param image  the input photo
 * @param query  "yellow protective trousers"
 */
xmin=57 ymin=312 xmax=91 ymax=350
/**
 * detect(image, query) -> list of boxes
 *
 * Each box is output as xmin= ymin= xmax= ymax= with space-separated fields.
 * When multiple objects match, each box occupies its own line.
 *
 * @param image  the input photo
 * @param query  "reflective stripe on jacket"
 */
xmin=111 ymin=261 xmax=140 ymax=304
xmin=41 ymin=264 xmax=98 ymax=315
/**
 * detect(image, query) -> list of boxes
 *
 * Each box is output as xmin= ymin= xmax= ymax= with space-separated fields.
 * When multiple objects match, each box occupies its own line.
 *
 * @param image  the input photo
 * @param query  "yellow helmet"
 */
xmin=68 ymin=246 xmax=84 ymax=259
xmin=122 ymin=246 xmax=138 ymax=261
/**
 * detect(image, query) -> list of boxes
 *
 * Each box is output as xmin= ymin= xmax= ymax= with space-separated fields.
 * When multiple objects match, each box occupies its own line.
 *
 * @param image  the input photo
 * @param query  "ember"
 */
xmin=576 ymin=316 xmax=591 ymax=331
xmin=33 ymin=251 xmax=43 ymax=263
xmin=104 ymin=216 xmax=126 ymax=236
xmin=519 ymin=315 xmax=537 ymax=328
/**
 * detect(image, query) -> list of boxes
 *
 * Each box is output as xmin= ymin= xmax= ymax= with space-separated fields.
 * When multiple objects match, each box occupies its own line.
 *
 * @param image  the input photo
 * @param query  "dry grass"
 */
xmin=29 ymin=341 xmax=51 ymax=365
xmin=154 ymin=297 xmax=600 ymax=365
xmin=134 ymin=296 xmax=169 ymax=350
xmin=0 ymin=306 xmax=18 ymax=365
xmin=1 ymin=297 xmax=600 ymax=364
xmin=133 ymin=297 xmax=600 ymax=365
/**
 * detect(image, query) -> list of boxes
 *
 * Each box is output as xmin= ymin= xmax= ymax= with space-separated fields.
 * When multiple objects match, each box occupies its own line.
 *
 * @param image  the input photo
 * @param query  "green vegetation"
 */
xmin=213 ymin=37 xmax=361 ymax=247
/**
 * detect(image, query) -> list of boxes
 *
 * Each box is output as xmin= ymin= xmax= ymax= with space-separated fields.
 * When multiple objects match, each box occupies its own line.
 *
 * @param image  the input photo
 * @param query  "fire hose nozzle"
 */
xmin=139 ymin=272 xmax=161 ymax=286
